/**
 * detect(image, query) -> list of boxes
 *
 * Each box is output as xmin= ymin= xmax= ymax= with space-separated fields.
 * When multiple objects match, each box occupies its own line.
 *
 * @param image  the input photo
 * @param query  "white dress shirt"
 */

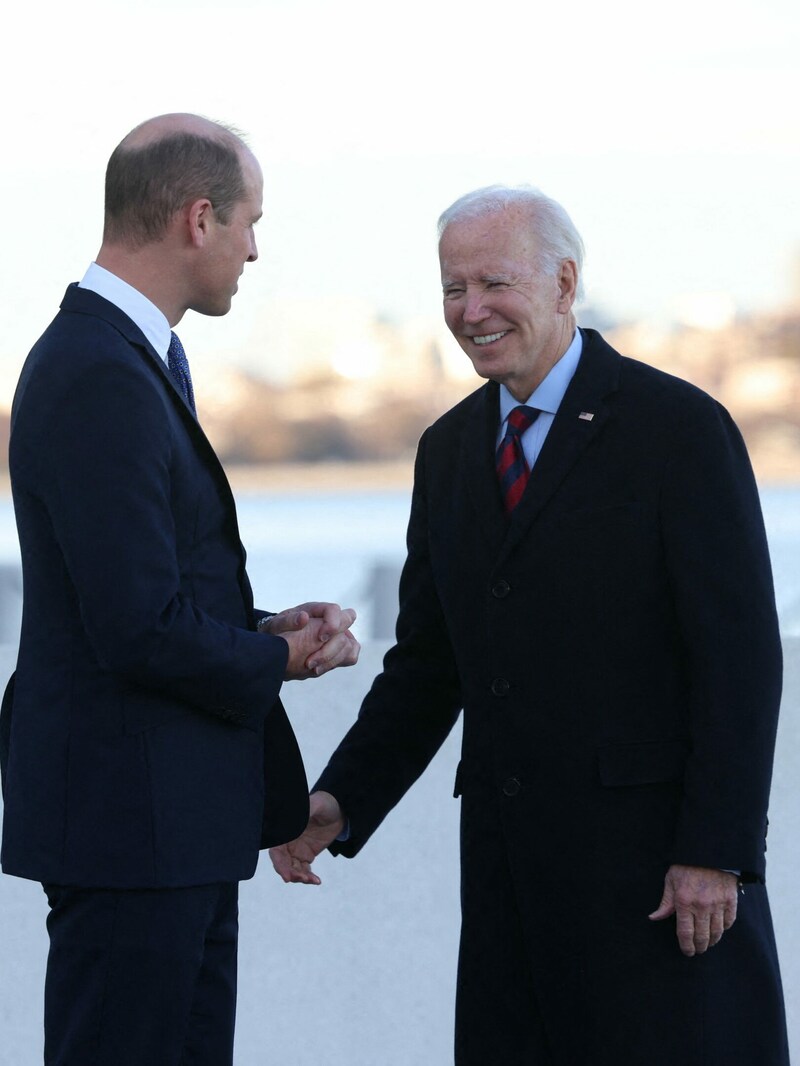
xmin=79 ymin=262 xmax=171 ymax=364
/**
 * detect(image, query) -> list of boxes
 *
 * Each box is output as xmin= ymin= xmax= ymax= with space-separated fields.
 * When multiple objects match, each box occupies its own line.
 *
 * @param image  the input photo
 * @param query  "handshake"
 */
xmin=258 ymin=601 xmax=360 ymax=681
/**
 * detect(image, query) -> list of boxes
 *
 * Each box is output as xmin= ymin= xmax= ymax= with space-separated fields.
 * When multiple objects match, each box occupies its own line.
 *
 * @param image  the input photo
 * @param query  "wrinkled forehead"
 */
xmin=439 ymin=208 xmax=539 ymax=280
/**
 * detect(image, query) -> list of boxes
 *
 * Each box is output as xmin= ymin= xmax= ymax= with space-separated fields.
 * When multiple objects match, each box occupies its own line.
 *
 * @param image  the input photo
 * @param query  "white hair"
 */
xmin=437 ymin=184 xmax=585 ymax=302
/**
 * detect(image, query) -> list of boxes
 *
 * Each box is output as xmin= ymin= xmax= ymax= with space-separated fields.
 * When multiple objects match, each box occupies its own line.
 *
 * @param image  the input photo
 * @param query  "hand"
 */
xmin=261 ymin=602 xmax=360 ymax=680
xmin=649 ymin=864 xmax=739 ymax=956
xmin=269 ymin=791 xmax=345 ymax=885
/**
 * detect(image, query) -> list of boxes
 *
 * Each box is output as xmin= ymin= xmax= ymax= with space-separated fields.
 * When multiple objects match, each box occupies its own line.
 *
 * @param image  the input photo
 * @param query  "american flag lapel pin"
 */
xmin=579 ymin=411 xmax=595 ymax=422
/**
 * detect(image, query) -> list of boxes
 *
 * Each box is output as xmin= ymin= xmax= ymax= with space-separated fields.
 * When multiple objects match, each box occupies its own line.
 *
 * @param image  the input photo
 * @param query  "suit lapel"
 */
xmin=61 ymin=285 xmax=253 ymax=610
xmin=498 ymin=330 xmax=622 ymax=560
xmin=63 ymin=284 xmax=221 ymax=467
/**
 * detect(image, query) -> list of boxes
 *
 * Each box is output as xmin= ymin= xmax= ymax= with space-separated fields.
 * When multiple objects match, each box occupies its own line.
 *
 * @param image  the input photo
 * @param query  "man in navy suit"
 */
xmin=0 ymin=113 xmax=359 ymax=1066
xmin=271 ymin=186 xmax=789 ymax=1063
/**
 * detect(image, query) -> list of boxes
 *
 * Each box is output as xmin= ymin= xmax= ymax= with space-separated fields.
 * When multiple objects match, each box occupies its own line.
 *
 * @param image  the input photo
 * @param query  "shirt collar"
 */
xmin=79 ymin=262 xmax=172 ymax=363
xmin=498 ymin=328 xmax=583 ymax=423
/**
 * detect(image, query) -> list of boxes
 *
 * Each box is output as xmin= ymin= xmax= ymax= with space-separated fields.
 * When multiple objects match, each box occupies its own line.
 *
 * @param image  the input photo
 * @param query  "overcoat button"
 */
xmin=502 ymin=777 xmax=521 ymax=797
xmin=492 ymin=580 xmax=511 ymax=598
xmin=491 ymin=677 xmax=510 ymax=697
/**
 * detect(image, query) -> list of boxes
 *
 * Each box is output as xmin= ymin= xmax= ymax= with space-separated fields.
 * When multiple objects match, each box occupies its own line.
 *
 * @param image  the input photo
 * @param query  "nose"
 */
xmin=463 ymin=291 xmax=489 ymax=325
xmin=248 ymin=231 xmax=258 ymax=263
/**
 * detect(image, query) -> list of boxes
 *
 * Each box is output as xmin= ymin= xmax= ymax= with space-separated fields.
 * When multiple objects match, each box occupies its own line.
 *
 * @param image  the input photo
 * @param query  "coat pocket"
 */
xmin=597 ymin=738 xmax=689 ymax=787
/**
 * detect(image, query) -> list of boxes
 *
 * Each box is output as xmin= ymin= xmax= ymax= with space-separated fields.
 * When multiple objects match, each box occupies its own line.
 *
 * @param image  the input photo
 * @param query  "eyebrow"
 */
xmin=441 ymin=273 xmax=514 ymax=289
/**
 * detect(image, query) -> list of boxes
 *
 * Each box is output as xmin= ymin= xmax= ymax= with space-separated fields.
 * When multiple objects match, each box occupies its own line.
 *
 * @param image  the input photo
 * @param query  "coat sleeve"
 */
xmin=316 ymin=429 xmax=463 ymax=855
xmin=659 ymin=395 xmax=782 ymax=881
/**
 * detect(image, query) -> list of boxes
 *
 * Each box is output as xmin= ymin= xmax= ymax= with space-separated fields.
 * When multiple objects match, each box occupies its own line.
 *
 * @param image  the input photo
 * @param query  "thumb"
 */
xmin=649 ymin=883 xmax=676 ymax=921
xmin=275 ymin=609 xmax=310 ymax=633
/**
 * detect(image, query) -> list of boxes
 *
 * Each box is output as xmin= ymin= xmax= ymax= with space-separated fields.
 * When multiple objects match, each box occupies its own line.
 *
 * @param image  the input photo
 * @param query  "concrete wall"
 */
xmin=1 ymin=638 xmax=798 ymax=1065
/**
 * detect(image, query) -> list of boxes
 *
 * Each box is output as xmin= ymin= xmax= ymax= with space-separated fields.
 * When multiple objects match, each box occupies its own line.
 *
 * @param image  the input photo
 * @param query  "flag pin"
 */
xmin=579 ymin=411 xmax=595 ymax=421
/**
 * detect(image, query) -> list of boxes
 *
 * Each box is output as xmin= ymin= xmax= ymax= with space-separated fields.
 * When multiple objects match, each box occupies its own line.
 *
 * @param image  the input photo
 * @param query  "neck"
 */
xmin=505 ymin=316 xmax=576 ymax=401
xmin=96 ymin=244 xmax=186 ymax=327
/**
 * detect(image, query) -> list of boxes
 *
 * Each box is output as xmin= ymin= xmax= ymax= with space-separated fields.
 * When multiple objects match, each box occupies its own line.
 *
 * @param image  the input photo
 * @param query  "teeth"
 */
xmin=473 ymin=331 xmax=508 ymax=346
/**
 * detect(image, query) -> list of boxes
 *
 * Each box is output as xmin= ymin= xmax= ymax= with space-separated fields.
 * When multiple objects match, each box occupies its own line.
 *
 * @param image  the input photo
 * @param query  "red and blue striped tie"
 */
xmin=496 ymin=405 xmax=540 ymax=514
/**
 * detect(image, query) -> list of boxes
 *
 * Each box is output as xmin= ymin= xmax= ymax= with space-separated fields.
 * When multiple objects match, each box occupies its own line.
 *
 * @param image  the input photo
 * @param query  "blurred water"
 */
xmin=0 ymin=485 xmax=797 ymax=636
xmin=0 ymin=484 xmax=798 ymax=1064
xmin=231 ymin=483 xmax=800 ymax=637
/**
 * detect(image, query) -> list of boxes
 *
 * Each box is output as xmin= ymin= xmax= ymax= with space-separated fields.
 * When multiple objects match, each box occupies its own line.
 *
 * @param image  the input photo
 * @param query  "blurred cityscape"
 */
xmin=1 ymin=296 xmax=799 ymax=483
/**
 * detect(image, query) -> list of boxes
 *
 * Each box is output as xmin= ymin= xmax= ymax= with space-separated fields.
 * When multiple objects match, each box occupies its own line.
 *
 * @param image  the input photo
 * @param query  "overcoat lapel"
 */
xmin=461 ymin=381 xmax=508 ymax=552
xmin=494 ymin=329 xmax=622 ymax=563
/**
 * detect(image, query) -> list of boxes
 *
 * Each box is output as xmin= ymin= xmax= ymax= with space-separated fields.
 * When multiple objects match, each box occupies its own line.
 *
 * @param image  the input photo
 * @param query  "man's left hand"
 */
xmin=649 ymin=864 xmax=738 ymax=956
xmin=261 ymin=602 xmax=359 ymax=676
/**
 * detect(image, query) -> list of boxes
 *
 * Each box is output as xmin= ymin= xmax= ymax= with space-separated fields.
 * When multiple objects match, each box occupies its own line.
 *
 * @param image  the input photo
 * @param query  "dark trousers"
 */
xmin=42 ymin=881 xmax=239 ymax=1066
xmin=455 ymin=790 xmax=555 ymax=1066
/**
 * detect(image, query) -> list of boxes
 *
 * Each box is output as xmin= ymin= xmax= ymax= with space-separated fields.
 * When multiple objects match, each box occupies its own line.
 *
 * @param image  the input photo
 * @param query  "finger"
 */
xmin=676 ymin=910 xmax=697 ymax=956
xmin=268 ymin=846 xmax=293 ymax=882
xmin=318 ymin=606 xmax=357 ymax=642
xmin=692 ymin=911 xmax=713 ymax=954
xmin=322 ymin=633 xmax=360 ymax=669
xmin=723 ymin=895 xmax=738 ymax=930
xmin=268 ymin=846 xmax=322 ymax=885
xmin=288 ymin=852 xmax=322 ymax=885
xmin=308 ymin=633 xmax=360 ymax=674
xmin=648 ymin=895 xmax=675 ymax=921
xmin=709 ymin=910 xmax=725 ymax=947
xmin=270 ymin=609 xmax=310 ymax=633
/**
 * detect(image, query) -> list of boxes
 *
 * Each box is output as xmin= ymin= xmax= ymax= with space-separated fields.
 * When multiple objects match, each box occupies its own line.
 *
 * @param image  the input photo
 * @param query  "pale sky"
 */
xmin=1 ymin=0 xmax=798 ymax=389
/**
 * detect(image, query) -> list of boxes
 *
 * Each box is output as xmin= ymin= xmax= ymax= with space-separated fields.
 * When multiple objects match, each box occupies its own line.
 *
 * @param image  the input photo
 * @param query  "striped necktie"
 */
xmin=496 ymin=405 xmax=540 ymax=514
xmin=167 ymin=331 xmax=196 ymax=415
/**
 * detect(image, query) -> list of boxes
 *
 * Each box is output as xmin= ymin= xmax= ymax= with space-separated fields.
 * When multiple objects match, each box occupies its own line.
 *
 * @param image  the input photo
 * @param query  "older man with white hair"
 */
xmin=272 ymin=185 xmax=788 ymax=1065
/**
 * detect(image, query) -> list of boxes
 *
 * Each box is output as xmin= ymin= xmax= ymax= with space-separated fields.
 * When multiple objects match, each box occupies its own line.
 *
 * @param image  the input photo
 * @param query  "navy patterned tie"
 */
xmin=167 ymin=331 xmax=196 ymax=415
xmin=496 ymin=405 xmax=540 ymax=514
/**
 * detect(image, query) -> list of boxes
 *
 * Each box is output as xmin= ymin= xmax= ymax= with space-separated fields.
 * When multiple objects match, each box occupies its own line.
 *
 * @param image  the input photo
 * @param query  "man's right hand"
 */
xmin=263 ymin=602 xmax=360 ymax=680
xmin=269 ymin=791 xmax=345 ymax=885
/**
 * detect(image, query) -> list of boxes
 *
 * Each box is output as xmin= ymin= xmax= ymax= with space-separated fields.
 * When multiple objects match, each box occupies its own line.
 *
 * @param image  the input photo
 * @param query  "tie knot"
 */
xmin=168 ymin=331 xmax=185 ymax=364
xmin=506 ymin=405 xmax=538 ymax=437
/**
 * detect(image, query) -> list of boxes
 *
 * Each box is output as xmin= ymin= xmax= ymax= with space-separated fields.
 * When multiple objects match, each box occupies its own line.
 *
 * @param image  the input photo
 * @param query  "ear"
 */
xmin=556 ymin=259 xmax=578 ymax=312
xmin=186 ymin=198 xmax=214 ymax=249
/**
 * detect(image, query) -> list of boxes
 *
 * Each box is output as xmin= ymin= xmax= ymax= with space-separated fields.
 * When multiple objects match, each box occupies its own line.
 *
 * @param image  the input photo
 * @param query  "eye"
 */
xmin=487 ymin=281 xmax=508 ymax=290
xmin=443 ymin=287 xmax=464 ymax=299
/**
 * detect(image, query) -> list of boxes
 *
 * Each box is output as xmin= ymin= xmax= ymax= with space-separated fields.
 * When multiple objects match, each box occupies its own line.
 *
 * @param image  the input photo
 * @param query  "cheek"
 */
xmin=443 ymin=302 xmax=461 ymax=333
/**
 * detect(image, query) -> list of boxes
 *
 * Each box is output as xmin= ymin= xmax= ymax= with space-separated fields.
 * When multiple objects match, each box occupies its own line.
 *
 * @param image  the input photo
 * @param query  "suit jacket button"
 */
xmin=491 ymin=677 xmax=510 ymax=697
xmin=502 ymin=777 xmax=521 ymax=797
xmin=492 ymin=580 xmax=511 ymax=598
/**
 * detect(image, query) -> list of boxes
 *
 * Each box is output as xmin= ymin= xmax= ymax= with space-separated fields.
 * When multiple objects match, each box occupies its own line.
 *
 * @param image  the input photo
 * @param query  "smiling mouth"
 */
xmin=472 ymin=331 xmax=508 ymax=346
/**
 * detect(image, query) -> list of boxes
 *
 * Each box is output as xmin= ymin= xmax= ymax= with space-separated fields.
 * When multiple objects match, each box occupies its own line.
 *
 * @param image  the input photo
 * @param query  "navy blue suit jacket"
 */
xmin=0 ymin=284 xmax=308 ymax=888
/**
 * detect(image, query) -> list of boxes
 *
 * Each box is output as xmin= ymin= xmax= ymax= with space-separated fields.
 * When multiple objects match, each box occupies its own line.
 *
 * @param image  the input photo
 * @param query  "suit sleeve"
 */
xmin=659 ymin=396 xmax=782 ymax=881
xmin=316 ymin=429 xmax=463 ymax=855
xmin=37 ymin=356 xmax=288 ymax=729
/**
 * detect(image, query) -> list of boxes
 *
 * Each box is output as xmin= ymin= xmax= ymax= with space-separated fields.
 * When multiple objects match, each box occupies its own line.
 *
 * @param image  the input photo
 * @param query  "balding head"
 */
xmin=103 ymin=113 xmax=252 ymax=249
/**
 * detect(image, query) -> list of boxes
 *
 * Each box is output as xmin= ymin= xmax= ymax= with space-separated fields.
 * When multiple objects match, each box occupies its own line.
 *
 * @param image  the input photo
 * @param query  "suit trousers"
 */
xmin=42 ymin=881 xmax=239 ymax=1066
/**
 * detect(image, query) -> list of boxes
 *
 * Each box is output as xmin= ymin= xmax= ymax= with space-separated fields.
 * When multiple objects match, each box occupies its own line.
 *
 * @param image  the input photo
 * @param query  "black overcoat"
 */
xmin=317 ymin=329 xmax=788 ymax=1064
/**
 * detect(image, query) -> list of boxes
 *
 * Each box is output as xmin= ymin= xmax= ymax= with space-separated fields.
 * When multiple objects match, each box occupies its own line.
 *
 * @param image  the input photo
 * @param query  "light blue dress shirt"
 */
xmin=496 ymin=328 xmax=583 ymax=469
